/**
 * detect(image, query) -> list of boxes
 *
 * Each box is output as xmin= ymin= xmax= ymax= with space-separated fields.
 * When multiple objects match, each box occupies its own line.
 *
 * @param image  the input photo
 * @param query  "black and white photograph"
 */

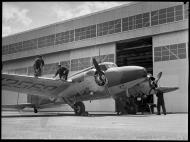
xmin=2 ymin=1 xmax=188 ymax=140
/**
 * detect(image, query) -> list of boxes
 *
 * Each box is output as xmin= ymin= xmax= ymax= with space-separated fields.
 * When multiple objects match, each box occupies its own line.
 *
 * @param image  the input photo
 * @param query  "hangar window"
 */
xmin=184 ymin=2 xmax=189 ymax=19
xmin=71 ymin=57 xmax=91 ymax=71
xmin=175 ymin=5 xmax=183 ymax=21
xmin=151 ymin=10 xmax=159 ymax=26
xmin=169 ymin=44 xmax=178 ymax=60
xmin=8 ymin=43 xmax=17 ymax=54
xmin=122 ymin=12 xmax=150 ymax=32
xmin=128 ymin=16 xmax=135 ymax=30
xmin=122 ymin=17 xmax=128 ymax=31
xmin=177 ymin=43 xmax=186 ymax=59
xmin=167 ymin=7 xmax=175 ymax=23
xmin=2 ymin=45 xmax=6 ymax=55
xmin=154 ymin=43 xmax=186 ymax=62
xmin=75 ymin=25 xmax=96 ymax=41
xmin=4 ymin=42 xmax=23 ymax=55
xmin=38 ymin=35 xmax=55 ymax=48
xmin=93 ymin=54 xmax=114 ymax=63
xmin=143 ymin=12 xmax=150 ymax=27
xmin=159 ymin=8 xmax=167 ymax=24
xmin=23 ymin=39 xmax=37 ymax=51
xmin=154 ymin=47 xmax=161 ymax=62
xmin=97 ymin=19 xmax=121 ymax=36
xmin=43 ymin=63 xmax=59 ymax=75
xmin=78 ymin=57 xmax=91 ymax=70
xmin=55 ymin=30 xmax=74 ymax=45
xmin=135 ymin=14 xmax=143 ymax=29
xmin=14 ymin=42 xmax=23 ymax=52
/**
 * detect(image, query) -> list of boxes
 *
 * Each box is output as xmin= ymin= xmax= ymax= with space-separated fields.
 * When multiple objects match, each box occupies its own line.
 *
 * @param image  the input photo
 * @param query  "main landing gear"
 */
xmin=34 ymin=107 xmax=38 ymax=113
xmin=73 ymin=102 xmax=88 ymax=116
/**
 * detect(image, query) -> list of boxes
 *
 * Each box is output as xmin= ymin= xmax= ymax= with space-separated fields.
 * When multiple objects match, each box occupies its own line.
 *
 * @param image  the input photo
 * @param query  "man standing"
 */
xmin=156 ymin=90 xmax=166 ymax=115
xmin=33 ymin=55 xmax=45 ymax=77
xmin=53 ymin=64 xmax=69 ymax=80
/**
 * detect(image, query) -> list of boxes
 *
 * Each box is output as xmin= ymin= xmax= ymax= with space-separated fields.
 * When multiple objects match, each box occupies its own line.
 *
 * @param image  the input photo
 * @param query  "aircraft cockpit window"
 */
xmin=98 ymin=63 xmax=117 ymax=71
xmin=107 ymin=64 xmax=117 ymax=68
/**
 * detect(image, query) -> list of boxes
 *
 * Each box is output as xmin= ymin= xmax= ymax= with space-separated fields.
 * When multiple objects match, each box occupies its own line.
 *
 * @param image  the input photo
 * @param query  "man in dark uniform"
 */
xmin=53 ymin=64 xmax=69 ymax=80
xmin=33 ymin=55 xmax=45 ymax=77
xmin=156 ymin=89 xmax=166 ymax=115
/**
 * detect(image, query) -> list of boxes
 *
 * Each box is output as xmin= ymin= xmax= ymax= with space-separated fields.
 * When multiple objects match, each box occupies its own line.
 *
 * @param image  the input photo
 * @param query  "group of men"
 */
xmin=33 ymin=55 xmax=69 ymax=80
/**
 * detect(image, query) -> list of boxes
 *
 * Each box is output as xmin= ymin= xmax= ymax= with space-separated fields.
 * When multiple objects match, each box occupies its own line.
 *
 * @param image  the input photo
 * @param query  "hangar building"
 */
xmin=2 ymin=2 xmax=188 ymax=113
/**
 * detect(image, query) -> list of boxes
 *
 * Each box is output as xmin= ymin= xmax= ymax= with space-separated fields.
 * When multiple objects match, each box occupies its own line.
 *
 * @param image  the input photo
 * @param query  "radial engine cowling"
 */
xmin=94 ymin=71 xmax=108 ymax=86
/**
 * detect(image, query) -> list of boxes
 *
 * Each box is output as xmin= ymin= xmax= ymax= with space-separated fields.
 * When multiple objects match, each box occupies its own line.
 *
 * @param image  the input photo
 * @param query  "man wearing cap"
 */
xmin=33 ymin=55 xmax=45 ymax=77
xmin=53 ymin=64 xmax=69 ymax=80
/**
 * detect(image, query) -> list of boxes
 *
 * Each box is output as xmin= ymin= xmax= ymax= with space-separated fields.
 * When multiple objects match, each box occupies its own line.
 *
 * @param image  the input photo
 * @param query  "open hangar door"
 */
xmin=115 ymin=37 xmax=154 ymax=114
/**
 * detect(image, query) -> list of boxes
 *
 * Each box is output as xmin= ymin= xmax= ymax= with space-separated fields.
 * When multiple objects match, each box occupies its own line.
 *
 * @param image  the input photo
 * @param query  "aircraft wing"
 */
xmin=2 ymin=73 xmax=72 ymax=99
xmin=156 ymin=87 xmax=179 ymax=93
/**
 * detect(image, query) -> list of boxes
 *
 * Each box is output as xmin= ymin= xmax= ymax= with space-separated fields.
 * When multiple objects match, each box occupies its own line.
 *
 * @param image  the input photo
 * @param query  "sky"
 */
xmin=2 ymin=2 xmax=130 ymax=37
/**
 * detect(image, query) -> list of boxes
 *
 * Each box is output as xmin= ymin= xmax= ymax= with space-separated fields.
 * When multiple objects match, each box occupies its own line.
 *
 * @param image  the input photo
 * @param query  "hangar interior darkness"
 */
xmin=116 ymin=37 xmax=153 ymax=74
xmin=116 ymin=37 xmax=153 ymax=112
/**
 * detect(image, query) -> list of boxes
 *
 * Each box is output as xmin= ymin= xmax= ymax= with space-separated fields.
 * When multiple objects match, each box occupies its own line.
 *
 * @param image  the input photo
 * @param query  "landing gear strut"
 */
xmin=73 ymin=102 xmax=88 ymax=116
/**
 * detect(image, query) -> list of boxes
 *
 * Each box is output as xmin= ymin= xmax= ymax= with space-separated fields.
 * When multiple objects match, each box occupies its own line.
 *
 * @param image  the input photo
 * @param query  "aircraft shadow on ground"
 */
xmin=2 ymin=111 xmax=152 ymax=118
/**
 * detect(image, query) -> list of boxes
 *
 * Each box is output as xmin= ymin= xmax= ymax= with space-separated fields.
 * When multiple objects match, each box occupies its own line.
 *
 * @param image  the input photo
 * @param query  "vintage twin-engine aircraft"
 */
xmin=2 ymin=58 xmax=178 ymax=116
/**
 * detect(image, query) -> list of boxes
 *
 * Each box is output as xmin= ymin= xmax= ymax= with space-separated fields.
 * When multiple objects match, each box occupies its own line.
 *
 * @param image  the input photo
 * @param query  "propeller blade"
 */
xmin=92 ymin=58 xmax=103 ymax=75
xmin=155 ymin=72 xmax=162 ymax=84
xmin=157 ymin=72 xmax=162 ymax=80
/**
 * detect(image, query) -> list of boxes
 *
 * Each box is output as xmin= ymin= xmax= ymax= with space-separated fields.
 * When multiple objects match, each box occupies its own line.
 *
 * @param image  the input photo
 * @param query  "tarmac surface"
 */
xmin=1 ymin=110 xmax=188 ymax=140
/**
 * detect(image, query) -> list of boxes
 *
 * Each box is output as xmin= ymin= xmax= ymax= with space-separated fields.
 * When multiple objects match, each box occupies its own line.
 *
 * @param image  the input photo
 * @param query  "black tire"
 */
xmin=74 ymin=102 xmax=85 ymax=116
xmin=34 ymin=108 xmax=38 ymax=113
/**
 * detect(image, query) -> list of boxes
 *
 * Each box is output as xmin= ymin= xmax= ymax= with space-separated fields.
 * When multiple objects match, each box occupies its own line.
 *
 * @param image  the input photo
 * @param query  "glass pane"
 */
xmin=154 ymin=47 xmax=161 ymax=52
xmin=154 ymin=56 xmax=161 ymax=62
xmin=170 ymin=55 xmax=177 ymax=60
xmin=154 ymin=51 xmax=161 ymax=56
xmin=178 ymin=54 xmax=186 ymax=59
xmin=162 ymin=55 xmax=169 ymax=61
xmin=162 ymin=50 xmax=169 ymax=55
xmin=167 ymin=17 xmax=174 ymax=22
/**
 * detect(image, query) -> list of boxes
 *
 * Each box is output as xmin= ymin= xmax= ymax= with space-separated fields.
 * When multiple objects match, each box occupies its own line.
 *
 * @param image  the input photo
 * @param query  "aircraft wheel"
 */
xmin=74 ymin=102 xmax=85 ymax=116
xmin=34 ymin=107 xmax=38 ymax=113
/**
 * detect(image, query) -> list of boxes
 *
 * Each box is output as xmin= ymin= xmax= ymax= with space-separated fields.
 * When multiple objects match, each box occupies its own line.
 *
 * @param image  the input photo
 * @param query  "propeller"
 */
xmin=92 ymin=58 xmax=104 ymax=76
xmin=92 ymin=58 xmax=111 ymax=96
xmin=148 ymin=72 xmax=162 ymax=95
xmin=155 ymin=72 xmax=162 ymax=84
